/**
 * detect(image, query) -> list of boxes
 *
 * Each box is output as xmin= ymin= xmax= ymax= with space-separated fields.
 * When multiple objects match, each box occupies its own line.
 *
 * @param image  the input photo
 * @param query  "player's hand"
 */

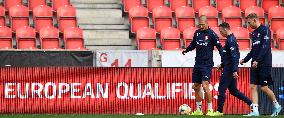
xmin=252 ymin=61 xmax=258 ymax=68
xmin=233 ymin=72 xmax=239 ymax=79
xmin=216 ymin=64 xmax=222 ymax=71
xmin=182 ymin=50 xmax=187 ymax=55
xmin=240 ymin=59 xmax=245 ymax=65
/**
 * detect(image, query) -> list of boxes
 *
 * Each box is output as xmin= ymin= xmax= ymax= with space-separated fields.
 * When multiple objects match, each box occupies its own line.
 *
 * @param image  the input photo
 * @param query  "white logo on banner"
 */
xmin=96 ymin=50 xmax=149 ymax=67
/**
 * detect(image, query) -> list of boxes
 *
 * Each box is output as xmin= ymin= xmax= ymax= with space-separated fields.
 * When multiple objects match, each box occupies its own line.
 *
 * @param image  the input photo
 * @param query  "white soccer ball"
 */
xmin=179 ymin=104 xmax=191 ymax=115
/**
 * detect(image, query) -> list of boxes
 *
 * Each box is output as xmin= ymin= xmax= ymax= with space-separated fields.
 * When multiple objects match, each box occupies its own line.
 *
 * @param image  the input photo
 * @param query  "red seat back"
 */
xmin=136 ymin=27 xmax=157 ymax=50
xmin=231 ymin=27 xmax=250 ymax=50
xmin=161 ymin=27 xmax=181 ymax=50
xmin=169 ymin=0 xmax=188 ymax=11
xmin=9 ymin=5 xmax=29 ymax=31
xmin=33 ymin=5 xmax=53 ymax=31
xmin=147 ymin=0 xmax=165 ymax=12
xmin=40 ymin=26 xmax=60 ymax=49
xmin=28 ymin=0 xmax=46 ymax=10
xmin=175 ymin=6 xmax=195 ymax=32
xmin=129 ymin=6 xmax=149 ymax=33
xmin=240 ymin=0 xmax=257 ymax=11
xmin=124 ymin=0 xmax=141 ymax=12
xmin=5 ymin=0 xmax=22 ymax=10
xmin=183 ymin=27 xmax=198 ymax=46
xmin=64 ymin=27 xmax=85 ymax=50
xmin=216 ymin=0 xmax=234 ymax=11
xmin=52 ymin=0 xmax=70 ymax=11
xmin=57 ymin=5 xmax=77 ymax=31
xmin=192 ymin=0 xmax=210 ymax=11
xmin=222 ymin=6 xmax=243 ymax=27
xmin=16 ymin=26 xmax=37 ymax=49
xmin=0 ymin=26 xmax=12 ymax=49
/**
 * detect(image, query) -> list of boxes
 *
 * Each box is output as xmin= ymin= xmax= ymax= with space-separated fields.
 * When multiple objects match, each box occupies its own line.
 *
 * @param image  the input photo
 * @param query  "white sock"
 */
xmin=251 ymin=104 xmax=259 ymax=113
xmin=208 ymin=102 xmax=213 ymax=110
xmin=196 ymin=102 xmax=202 ymax=111
xmin=273 ymin=100 xmax=280 ymax=108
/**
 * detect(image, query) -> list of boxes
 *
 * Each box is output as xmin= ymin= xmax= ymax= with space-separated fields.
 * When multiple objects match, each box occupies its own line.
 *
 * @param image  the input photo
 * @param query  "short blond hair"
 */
xmin=246 ymin=13 xmax=258 ymax=19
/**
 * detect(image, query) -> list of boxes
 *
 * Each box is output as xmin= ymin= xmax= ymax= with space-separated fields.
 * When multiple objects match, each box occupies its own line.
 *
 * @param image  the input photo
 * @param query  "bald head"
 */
xmin=199 ymin=15 xmax=208 ymax=30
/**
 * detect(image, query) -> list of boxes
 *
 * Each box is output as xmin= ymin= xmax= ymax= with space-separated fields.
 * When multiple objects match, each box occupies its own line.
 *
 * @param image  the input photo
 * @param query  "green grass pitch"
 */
xmin=0 ymin=114 xmax=283 ymax=118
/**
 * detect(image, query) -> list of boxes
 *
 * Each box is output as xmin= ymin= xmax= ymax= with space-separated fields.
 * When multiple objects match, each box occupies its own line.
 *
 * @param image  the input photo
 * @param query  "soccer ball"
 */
xmin=179 ymin=104 xmax=191 ymax=115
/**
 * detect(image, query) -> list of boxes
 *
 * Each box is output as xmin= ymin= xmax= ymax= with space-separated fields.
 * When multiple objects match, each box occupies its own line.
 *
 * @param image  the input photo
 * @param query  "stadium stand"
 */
xmin=268 ymin=6 xmax=284 ymax=33
xmin=222 ymin=6 xmax=243 ymax=28
xmin=63 ymin=27 xmax=85 ymax=50
xmin=175 ymin=6 xmax=195 ymax=32
xmin=0 ymin=26 xmax=12 ymax=49
xmin=33 ymin=5 xmax=53 ymax=32
xmin=147 ymin=0 xmax=165 ymax=12
xmin=16 ymin=26 xmax=37 ymax=49
xmin=276 ymin=28 xmax=284 ymax=50
xmin=52 ymin=0 xmax=70 ymax=11
xmin=129 ymin=6 xmax=149 ymax=33
xmin=215 ymin=0 xmax=234 ymax=11
xmin=0 ymin=6 xmax=5 ymax=26
xmin=199 ymin=6 xmax=219 ymax=27
xmin=57 ymin=5 xmax=77 ymax=32
xmin=39 ymin=26 xmax=60 ymax=49
xmin=169 ymin=0 xmax=188 ymax=11
xmin=160 ymin=27 xmax=181 ymax=50
xmin=231 ymin=27 xmax=250 ymax=50
xmin=9 ymin=5 xmax=29 ymax=31
xmin=152 ymin=6 xmax=172 ymax=33
xmin=262 ymin=0 xmax=279 ymax=12
xmin=239 ymin=0 xmax=258 ymax=11
xmin=136 ymin=27 xmax=157 ymax=50
xmin=4 ymin=0 xmax=22 ymax=10
xmin=28 ymin=0 xmax=46 ymax=10
xmin=123 ymin=0 xmax=141 ymax=12
xmin=192 ymin=0 xmax=210 ymax=11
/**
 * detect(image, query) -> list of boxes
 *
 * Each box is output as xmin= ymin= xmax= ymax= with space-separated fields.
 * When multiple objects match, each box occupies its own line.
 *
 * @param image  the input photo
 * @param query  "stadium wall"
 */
xmin=0 ymin=67 xmax=283 ymax=115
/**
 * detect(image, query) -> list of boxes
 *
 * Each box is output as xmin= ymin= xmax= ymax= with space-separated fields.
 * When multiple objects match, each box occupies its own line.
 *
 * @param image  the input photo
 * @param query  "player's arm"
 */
xmin=256 ymin=29 xmax=271 ymax=62
xmin=228 ymin=40 xmax=239 ymax=72
xmin=183 ymin=32 xmax=197 ymax=54
xmin=212 ymin=32 xmax=223 ymax=57
xmin=242 ymin=49 xmax=252 ymax=63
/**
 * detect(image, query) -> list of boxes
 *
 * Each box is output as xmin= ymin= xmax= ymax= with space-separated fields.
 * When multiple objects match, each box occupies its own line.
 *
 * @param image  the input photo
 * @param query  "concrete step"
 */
xmin=77 ymin=18 xmax=125 ymax=25
xmin=73 ymin=3 xmax=121 ymax=9
xmin=76 ymin=9 xmax=122 ymax=18
xmin=85 ymin=38 xmax=132 ymax=45
xmin=71 ymin=0 xmax=121 ymax=4
xmin=79 ymin=24 xmax=128 ymax=30
xmin=83 ymin=30 xmax=129 ymax=39
xmin=86 ymin=46 xmax=136 ymax=50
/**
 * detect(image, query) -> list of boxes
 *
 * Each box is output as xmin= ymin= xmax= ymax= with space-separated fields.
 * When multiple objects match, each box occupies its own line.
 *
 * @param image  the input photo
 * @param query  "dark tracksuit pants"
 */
xmin=217 ymin=67 xmax=252 ymax=113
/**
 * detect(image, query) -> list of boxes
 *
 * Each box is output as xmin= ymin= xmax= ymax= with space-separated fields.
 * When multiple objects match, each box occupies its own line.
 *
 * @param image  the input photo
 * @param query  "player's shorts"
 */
xmin=250 ymin=66 xmax=273 ymax=86
xmin=192 ymin=66 xmax=212 ymax=84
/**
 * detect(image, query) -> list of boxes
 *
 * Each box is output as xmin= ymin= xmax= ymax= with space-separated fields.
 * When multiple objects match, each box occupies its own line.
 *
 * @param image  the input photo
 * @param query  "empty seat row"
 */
xmin=124 ymin=0 xmax=282 ymax=13
xmin=4 ymin=0 xmax=70 ymax=11
xmin=0 ymin=26 xmax=84 ymax=50
xmin=136 ymin=26 xmax=284 ymax=50
xmin=0 ymin=4 xmax=77 ymax=32
xmin=129 ymin=5 xmax=284 ymax=34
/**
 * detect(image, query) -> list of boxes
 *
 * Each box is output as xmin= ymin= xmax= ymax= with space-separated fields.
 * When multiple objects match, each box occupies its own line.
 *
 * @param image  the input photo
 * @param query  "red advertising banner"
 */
xmin=0 ymin=67 xmax=251 ymax=114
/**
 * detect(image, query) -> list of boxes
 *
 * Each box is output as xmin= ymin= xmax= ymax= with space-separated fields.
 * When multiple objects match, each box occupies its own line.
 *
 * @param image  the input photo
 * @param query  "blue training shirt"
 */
xmin=221 ymin=34 xmax=240 ymax=72
xmin=243 ymin=25 xmax=272 ymax=67
xmin=185 ymin=27 xmax=223 ymax=67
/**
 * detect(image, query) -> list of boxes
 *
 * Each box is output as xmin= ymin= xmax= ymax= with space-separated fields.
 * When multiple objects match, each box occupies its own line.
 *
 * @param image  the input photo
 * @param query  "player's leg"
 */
xmin=228 ymin=78 xmax=252 ymax=107
xmin=245 ymin=68 xmax=260 ymax=116
xmin=258 ymin=67 xmax=282 ymax=117
xmin=200 ymin=66 xmax=213 ymax=115
xmin=191 ymin=67 xmax=204 ymax=115
xmin=214 ymin=71 xmax=231 ymax=116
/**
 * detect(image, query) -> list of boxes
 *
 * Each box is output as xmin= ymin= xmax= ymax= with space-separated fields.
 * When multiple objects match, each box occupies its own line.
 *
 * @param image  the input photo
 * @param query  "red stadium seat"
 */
xmin=199 ymin=6 xmax=219 ymax=27
xmin=0 ymin=6 xmax=5 ymax=26
xmin=152 ymin=6 xmax=173 ymax=33
xmin=129 ymin=6 xmax=149 ymax=33
xmin=183 ymin=27 xmax=198 ymax=46
xmin=175 ymin=6 xmax=195 ymax=32
xmin=245 ymin=6 xmax=265 ymax=32
xmin=0 ymin=26 xmax=12 ymax=49
xmin=63 ymin=27 xmax=85 ymax=50
xmin=40 ymin=26 xmax=60 ymax=49
xmin=160 ymin=27 xmax=181 ymax=50
xmin=262 ymin=0 xmax=279 ymax=13
xmin=240 ymin=0 xmax=257 ymax=11
xmin=52 ymin=0 xmax=70 ymax=11
xmin=268 ymin=6 xmax=284 ymax=33
xmin=222 ymin=6 xmax=243 ymax=28
xmin=211 ymin=27 xmax=226 ymax=46
xmin=146 ymin=0 xmax=164 ymax=12
xmin=28 ymin=0 xmax=46 ymax=10
xmin=231 ymin=27 xmax=250 ymax=50
xmin=192 ymin=0 xmax=210 ymax=11
xmin=216 ymin=0 xmax=234 ymax=11
xmin=57 ymin=5 xmax=77 ymax=32
xmin=5 ymin=0 xmax=22 ymax=10
xmin=16 ymin=26 xmax=37 ymax=49
xmin=276 ymin=28 xmax=284 ymax=50
xmin=9 ymin=5 xmax=29 ymax=31
xmin=33 ymin=5 xmax=53 ymax=32
xmin=123 ymin=0 xmax=141 ymax=12
xmin=169 ymin=0 xmax=188 ymax=11
xmin=136 ymin=27 xmax=157 ymax=50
